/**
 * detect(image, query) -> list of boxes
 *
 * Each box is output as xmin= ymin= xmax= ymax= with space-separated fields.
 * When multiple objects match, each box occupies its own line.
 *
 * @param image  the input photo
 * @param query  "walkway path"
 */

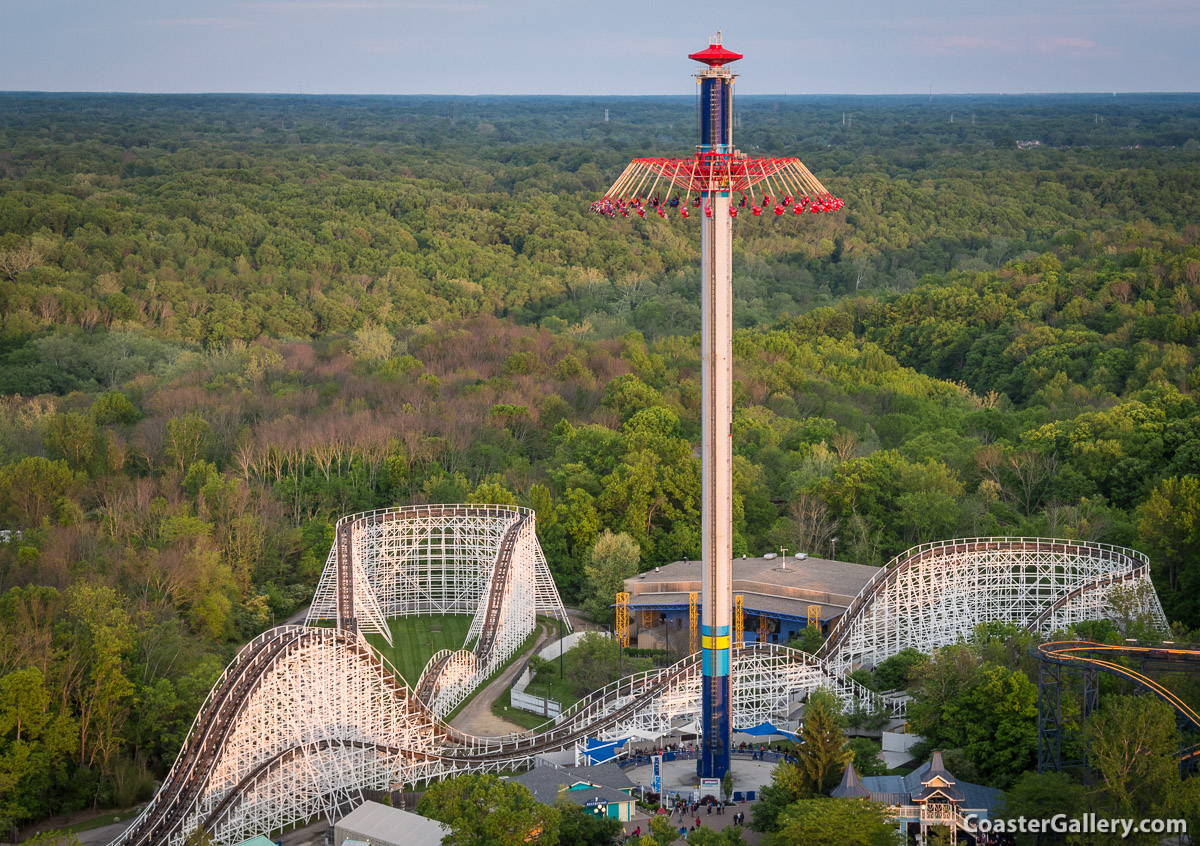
xmin=624 ymin=804 xmax=764 ymax=845
xmin=449 ymin=619 xmax=558 ymax=737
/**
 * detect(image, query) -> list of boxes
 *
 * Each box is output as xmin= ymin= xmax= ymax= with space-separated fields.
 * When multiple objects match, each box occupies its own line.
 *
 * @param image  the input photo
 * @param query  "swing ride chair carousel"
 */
xmin=589 ymin=43 xmax=842 ymax=223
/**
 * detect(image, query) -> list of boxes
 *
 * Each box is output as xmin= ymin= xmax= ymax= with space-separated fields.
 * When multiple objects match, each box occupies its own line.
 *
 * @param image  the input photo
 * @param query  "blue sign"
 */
xmin=652 ymin=755 xmax=662 ymax=797
xmin=584 ymin=797 xmax=607 ymax=810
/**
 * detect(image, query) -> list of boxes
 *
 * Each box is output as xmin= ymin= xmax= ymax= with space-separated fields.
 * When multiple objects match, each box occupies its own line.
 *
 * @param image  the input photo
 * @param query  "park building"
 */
xmin=511 ymin=761 xmax=639 ymax=822
xmin=832 ymin=751 xmax=1003 ymax=843
xmin=333 ymin=800 xmax=450 ymax=846
xmin=622 ymin=553 xmax=878 ymax=649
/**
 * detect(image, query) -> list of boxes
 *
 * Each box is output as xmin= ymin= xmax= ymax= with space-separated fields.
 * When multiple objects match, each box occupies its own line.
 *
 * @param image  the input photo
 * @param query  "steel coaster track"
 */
xmin=1036 ymin=640 xmax=1200 ymax=730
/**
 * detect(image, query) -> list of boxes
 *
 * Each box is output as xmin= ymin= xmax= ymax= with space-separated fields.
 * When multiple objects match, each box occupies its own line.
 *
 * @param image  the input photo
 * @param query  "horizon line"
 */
xmin=4 ymin=89 xmax=1200 ymax=98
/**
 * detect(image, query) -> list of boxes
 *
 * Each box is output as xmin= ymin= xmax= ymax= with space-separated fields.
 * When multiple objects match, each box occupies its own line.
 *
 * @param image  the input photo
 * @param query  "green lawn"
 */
xmin=365 ymin=614 xmax=475 ymax=686
xmin=492 ymin=646 xmax=655 ymax=732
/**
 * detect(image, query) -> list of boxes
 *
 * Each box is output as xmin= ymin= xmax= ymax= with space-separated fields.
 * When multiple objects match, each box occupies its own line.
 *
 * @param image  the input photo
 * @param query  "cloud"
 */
xmin=913 ymin=35 xmax=1020 ymax=54
xmin=144 ymin=17 xmax=250 ymax=30
xmin=1035 ymin=36 xmax=1102 ymax=53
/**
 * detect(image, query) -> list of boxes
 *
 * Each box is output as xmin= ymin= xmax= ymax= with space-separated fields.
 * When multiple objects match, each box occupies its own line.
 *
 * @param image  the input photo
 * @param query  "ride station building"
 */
xmin=622 ymin=553 xmax=878 ymax=649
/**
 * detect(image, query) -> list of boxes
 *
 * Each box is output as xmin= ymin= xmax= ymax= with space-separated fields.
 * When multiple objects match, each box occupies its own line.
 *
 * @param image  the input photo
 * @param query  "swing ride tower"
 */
xmin=591 ymin=34 xmax=843 ymax=780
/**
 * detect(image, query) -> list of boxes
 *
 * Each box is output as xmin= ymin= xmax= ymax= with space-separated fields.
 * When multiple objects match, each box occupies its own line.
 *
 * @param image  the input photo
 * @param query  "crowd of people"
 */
xmin=622 ymin=797 xmax=747 ymax=843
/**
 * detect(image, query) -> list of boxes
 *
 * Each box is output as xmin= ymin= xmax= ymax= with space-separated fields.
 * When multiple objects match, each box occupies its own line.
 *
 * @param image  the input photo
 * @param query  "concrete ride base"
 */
xmin=624 ymin=757 xmax=778 ymax=800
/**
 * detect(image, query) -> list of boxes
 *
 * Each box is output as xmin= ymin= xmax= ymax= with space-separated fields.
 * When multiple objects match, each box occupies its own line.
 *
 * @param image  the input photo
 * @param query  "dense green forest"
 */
xmin=0 ymin=92 xmax=1199 ymax=832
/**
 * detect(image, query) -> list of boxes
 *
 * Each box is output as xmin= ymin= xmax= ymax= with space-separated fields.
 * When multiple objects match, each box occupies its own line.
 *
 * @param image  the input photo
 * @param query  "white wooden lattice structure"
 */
xmin=819 ymin=537 xmax=1167 ymax=673
xmin=305 ymin=505 xmax=568 ymax=716
xmin=109 ymin=630 xmax=883 ymax=846
xmin=111 ymin=536 xmax=1167 ymax=846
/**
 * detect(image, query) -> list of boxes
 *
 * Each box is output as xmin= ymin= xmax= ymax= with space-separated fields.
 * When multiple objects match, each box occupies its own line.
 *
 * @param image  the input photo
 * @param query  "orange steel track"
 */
xmin=1036 ymin=640 xmax=1200 ymax=730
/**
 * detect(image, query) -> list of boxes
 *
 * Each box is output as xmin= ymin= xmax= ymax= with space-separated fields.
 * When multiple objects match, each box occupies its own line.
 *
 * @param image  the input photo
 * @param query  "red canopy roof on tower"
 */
xmin=688 ymin=42 xmax=743 ymax=67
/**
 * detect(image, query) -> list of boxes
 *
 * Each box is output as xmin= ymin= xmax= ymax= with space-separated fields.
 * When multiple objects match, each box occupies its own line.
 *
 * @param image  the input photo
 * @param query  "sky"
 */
xmin=2 ymin=0 xmax=1198 ymax=96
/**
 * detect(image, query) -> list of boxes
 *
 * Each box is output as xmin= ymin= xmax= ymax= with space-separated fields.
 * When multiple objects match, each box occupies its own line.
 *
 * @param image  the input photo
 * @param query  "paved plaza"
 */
xmin=620 ymin=756 xmax=779 ymax=843
xmin=626 ymin=756 xmax=779 ymax=798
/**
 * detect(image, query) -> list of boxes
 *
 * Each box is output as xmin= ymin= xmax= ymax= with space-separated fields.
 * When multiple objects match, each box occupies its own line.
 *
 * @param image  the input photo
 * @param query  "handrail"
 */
xmin=820 ymin=537 xmax=1152 ymax=665
xmin=334 ymin=503 xmax=532 ymax=534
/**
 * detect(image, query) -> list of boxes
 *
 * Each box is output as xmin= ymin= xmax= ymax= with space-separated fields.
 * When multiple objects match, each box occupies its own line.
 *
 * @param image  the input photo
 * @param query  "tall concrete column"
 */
xmin=699 ymin=188 xmax=733 ymax=780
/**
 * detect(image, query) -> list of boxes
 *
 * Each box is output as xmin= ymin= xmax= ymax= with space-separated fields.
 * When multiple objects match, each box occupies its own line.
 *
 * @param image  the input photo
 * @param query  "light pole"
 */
xmin=830 ymin=537 xmax=839 ymax=560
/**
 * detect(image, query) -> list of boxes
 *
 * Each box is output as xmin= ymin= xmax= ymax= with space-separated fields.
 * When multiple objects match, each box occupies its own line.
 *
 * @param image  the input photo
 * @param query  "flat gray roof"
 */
xmin=335 ymin=801 xmax=449 ymax=846
xmin=625 ymin=555 xmax=878 ymax=609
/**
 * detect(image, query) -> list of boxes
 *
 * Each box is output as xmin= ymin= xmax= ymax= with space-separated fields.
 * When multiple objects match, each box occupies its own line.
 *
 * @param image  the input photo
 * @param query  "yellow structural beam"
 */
xmin=734 ymin=594 xmax=744 ymax=647
xmin=689 ymin=591 xmax=699 ymax=655
xmin=616 ymin=592 xmax=630 ymax=648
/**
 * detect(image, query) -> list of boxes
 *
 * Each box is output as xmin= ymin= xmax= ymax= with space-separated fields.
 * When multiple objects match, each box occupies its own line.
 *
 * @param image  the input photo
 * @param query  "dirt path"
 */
xmin=448 ymin=620 xmax=557 ymax=737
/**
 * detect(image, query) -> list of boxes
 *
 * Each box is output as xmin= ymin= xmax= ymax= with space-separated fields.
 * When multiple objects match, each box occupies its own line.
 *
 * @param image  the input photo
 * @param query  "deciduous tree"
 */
xmin=766 ymin=798 xmax=901 ymax=846
xmin=581 ymin=529 xmax=640 ymax=622
xmin=416 ymin=773 xmax=559 ymax=846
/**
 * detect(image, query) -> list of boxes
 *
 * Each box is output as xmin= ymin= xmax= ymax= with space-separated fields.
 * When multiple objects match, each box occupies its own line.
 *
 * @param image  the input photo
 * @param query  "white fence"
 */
xmin=509 ymin=632 xmax=612 ymax=716
xmin=511 ymin=689 xmax=561 ymax=718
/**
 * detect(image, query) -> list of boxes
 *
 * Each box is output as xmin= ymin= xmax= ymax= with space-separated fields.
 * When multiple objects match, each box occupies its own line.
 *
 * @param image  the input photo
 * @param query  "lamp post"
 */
xmin=831 ymin=537 xmax=839 ymax=560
